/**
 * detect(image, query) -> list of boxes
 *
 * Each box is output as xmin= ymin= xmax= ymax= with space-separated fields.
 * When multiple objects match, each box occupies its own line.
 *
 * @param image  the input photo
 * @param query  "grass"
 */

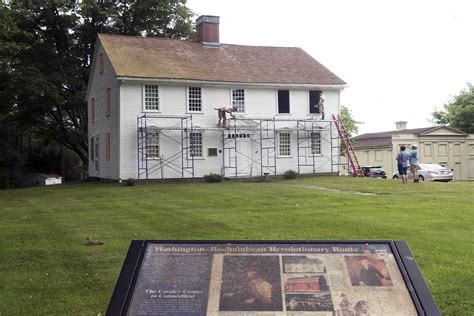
xmin=0 ymin=177 xmax=473 ymax=315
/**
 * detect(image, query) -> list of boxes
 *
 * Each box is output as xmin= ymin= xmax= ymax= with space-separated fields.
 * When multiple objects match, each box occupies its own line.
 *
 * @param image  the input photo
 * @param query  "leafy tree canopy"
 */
xmin=432 ymin=83 xmax=474 ymax=134
xmin=340 ymin=105 xmax=361 ymax=137
xmin=0 ymin=0 xmax=195 ymax=166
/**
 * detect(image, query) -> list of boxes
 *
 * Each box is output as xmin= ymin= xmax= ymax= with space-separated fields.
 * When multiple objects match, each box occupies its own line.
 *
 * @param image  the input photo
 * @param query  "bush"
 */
xmin=125 ymin=178 xmax=136 ymax=186
xmin=203 ymin=173 xmax=223 ymax=183
xmin=283 ymin=170 xmax=298 ymax=180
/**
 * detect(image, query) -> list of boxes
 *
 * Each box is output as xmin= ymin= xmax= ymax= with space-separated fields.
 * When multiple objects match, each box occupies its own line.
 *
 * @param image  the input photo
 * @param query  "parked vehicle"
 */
xmin=361 ymin=166 xmax=387 ymax=178
xmin=392 ymin=163 xmax=453 ymax=182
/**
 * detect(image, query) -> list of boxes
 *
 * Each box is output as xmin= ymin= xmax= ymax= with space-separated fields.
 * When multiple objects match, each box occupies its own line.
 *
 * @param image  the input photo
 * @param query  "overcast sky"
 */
xmin=187 ymin=0 xmax=474 ymax=135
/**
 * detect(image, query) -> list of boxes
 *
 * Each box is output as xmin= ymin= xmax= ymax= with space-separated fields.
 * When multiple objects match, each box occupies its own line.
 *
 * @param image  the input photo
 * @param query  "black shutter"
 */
xmin=309 ymin=90 xmax=321 ymax=113
xmin=278 ymin=90 xmax=290 ymax=113
xmin=90 ymin=137 xmax=94 ymax=160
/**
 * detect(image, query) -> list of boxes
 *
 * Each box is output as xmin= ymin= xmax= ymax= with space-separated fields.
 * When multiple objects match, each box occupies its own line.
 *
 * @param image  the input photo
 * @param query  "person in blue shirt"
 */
xmin=409 ymin=144 xmax=420 ymax=183
xmin=396 ymin=146 xmax=410 ymax=184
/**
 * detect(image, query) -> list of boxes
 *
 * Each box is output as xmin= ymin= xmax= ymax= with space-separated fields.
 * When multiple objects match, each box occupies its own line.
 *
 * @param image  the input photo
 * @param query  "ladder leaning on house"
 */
xmin=332 ymin=114 xmax=364 ymax=177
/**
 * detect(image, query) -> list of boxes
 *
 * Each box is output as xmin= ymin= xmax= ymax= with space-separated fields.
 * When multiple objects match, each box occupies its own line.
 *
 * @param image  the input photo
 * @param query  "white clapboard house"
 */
xmin=86 ymin=15 xmax=346 ymax=180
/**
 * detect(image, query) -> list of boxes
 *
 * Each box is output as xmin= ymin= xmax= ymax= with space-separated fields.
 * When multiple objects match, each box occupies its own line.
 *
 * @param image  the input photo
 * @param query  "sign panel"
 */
xmin=107 ymin=240 xmax=440 ymax=316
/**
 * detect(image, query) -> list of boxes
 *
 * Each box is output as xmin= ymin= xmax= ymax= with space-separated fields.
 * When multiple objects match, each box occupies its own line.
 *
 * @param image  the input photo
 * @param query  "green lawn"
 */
xmin=0 ymin=177 xmax=473 ymax=315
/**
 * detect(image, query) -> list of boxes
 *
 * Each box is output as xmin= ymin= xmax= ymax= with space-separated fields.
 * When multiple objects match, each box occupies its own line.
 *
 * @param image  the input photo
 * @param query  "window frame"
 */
xmin=143 ymin=85 xmax=160 ymax=112
xmin=187 ymin=87 xmax=203 ymax=112
xmin=277 ymin=90 xmax=290 ymax=114
xmin=310 ymin=130 xmax=322 ymax=155
xmin=309 ymin=90 xmax=322 ymax=114
xmin=145 ymin=127 xmax=160 ymax=159
xmin=231 ymin=88 xmax=245 ymax=113
xmin=278 ymin=131 xmax=291 ymax=157
xmin=189 ymin=132 xmax=203 ymax=158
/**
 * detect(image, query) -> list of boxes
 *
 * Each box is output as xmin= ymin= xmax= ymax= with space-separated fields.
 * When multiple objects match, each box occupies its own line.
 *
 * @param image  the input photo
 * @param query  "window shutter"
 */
xmin=90 ymin=137 xmax=95 ymax=160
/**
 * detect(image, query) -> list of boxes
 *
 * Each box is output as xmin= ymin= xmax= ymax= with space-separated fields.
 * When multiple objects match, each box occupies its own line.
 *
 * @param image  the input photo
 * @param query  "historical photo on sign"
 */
xmin=345 ymin=255 xmax=393 ymax=286
xmin=285 ymin=293 xmax=334 ymax=312
xmin=284 ymin=275 xmax=330 ymax=292
xmin=219 ymin=255 xmax=283 ymax=312
xmin=333 ymin=293 xmax=370 ymax=316
xmin=282 ymin=255 xmax=326 ymax=273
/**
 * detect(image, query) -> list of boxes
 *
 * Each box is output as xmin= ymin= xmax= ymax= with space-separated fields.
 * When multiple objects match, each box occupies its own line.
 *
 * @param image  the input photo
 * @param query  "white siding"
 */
xmin=87 ymin=42 xmax=120 ymax=179
xmin=118 ymin=82 xmax=341 ymax=179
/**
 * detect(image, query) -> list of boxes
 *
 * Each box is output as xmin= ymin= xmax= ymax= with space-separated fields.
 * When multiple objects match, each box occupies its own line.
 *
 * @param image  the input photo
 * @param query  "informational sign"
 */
xmin=107 ymin=240 xmax=440 ymax=316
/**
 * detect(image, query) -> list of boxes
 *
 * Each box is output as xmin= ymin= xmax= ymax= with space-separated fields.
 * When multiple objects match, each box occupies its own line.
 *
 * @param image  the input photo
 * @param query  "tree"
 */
xmin=0 ymin=0 xmax=195 ymax=171
xmin=432 ymin=83 xmax=474 ymax=134
xmin=340 ymin=106 xmax=361 ymax=137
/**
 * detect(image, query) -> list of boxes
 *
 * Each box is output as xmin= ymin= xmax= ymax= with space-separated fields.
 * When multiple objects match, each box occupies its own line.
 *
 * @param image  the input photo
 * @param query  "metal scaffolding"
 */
xmin=223 ymin=118 xmax=277 ymax=177
xmin=296 ymin=119 xmax=338 ymax=174
xmin=137 ymin=114 xmax=195 ymax=180
xmin=137 ymin=114 xmax=340 ymax=179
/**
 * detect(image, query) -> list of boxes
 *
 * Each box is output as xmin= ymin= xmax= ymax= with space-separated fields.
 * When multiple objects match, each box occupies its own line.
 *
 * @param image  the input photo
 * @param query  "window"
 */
xmin=232 ymin=89 xmax=245 ymax=112
xmin=106 ymin=88 xmax=111 ymax=117
xmin=188 ymin=87 xmax=202 ymax=112
xmin=105 ymin=133 xmax=110 ymax=161
xmin=190 ymin=132 xmax=203 ymax=157
xmin=99 ymin=53 xmax=104 ymax=74
xmin=90 ymin=98 xmax=95 ymax=123
xmin=309 ymin=90 xmax=322 ymax=113
xmin=279 ymin=132 xmax=291 ymax=156
xmin=146 ymin=127 xmax=160 ymax=159
xmin=227 ymin=133 xmax=251 ymax=139
xmin=144 ymin=85 xmax=160 ymax=111
xmin=277 ymin=90 xmax=290 ymax=113
xmin=311 ymin=131 xmax=321 ymax=155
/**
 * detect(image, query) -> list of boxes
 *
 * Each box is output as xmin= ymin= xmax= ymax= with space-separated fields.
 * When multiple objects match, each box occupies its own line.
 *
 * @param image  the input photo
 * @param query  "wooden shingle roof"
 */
xmin=98 ymin=34 xmax=346 ymax=85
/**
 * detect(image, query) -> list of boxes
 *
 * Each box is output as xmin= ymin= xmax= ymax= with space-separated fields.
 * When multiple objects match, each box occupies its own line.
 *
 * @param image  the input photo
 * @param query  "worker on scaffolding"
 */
xmin=215 ymin=106 xmax=237 ymax=128
xmin=319 ymin=91 xmax=325 ymax=120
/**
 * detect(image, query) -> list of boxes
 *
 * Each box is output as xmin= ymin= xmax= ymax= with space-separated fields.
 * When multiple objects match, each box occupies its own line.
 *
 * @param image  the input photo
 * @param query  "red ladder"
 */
xmin=332 ymin=114 xmax=364 ymax=177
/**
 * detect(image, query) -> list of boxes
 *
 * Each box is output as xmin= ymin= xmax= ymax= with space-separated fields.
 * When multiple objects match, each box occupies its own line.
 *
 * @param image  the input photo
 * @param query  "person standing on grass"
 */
xmin=409 ymin=144 xmax=420 ymax=183
xmin=396 ymin=146 xmax=410 ymax=184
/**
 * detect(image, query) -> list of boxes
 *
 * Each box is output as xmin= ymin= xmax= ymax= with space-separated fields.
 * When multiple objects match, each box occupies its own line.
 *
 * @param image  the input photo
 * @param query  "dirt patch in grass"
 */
xmin=289 ymin=184 xmax=377 ymax=196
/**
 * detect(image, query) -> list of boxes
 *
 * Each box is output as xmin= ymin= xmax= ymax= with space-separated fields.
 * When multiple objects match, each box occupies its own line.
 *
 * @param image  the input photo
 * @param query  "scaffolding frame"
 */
xmin=223 ymin=118 xmax=277 ymax=177
xmin=296 ymin=119 xmax=338 ymax=174
xmin=137 ymin=114 xmax=340 ymax=179
xmin=137 ymin=114 xmax=195 ymax=180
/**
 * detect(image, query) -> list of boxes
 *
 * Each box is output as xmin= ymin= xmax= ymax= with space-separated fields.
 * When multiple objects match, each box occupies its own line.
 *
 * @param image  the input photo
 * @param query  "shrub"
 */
xmin=203 ymin=173 xmax=223 ymax=183
xmin=125 ymin=178 xmax=136 ymax=186
xmin=283 ymin=170 xmax=298 ymax=180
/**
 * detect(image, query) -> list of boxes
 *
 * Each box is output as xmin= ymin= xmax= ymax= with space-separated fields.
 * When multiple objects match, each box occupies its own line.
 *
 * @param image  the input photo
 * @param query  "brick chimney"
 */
xmin=395 ymin=121 xmax=407 ymax=131
xmin=196 ymin=15 xmax=220 ymax=47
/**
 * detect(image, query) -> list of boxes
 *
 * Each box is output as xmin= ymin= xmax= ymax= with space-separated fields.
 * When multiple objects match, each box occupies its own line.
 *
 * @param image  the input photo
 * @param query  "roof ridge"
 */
xmin=98 ymin=33 xmax=303 ymax=49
